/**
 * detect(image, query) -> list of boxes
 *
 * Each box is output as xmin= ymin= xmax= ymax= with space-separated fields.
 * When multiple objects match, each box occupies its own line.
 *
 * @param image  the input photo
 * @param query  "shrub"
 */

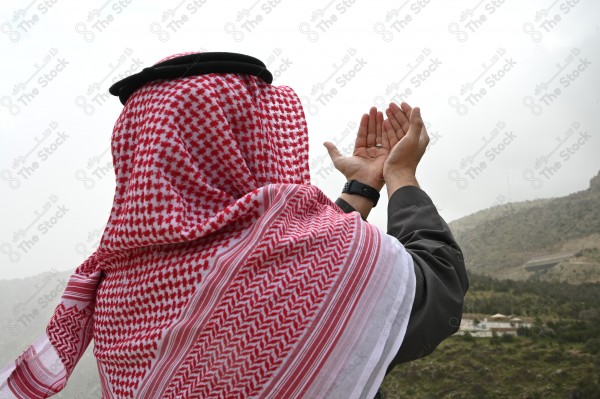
xmin=584 ymin=338 xmax=600 ymax=355
xmin=501 ymin=334 xmax=515 ymax=343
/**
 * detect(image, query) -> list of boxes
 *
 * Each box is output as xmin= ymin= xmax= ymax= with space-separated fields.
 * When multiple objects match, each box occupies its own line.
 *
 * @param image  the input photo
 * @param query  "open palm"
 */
xmin=324 ymin=107 xmax=391 ymax=191
xmin=324 ymin=103 xmax=412 ymax=190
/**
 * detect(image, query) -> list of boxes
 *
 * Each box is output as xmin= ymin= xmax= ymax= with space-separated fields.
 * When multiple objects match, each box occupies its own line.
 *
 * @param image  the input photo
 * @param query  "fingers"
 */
xmin=391 ymin=102 xmax=411 ymax=133
xmin=400 ymin=102 xmax=413 ymax=119
xmin=354 ymin=113 xmax=369 ymax=149
xmin=347 ymin=103 xmax=421 ymax=156
xmin=366 ymin=107 xmax=377 ymax=148
xmin=383 ymin=117 xmax=399 ymax=149
xmin=416 ymin=108 xmax=430 ymax=148
xmin=376 ymin=110 xmax=383 ymax=148
xmin=420 ymin=129 xmax=430 ymax=149
xmin=323 ymin=141 xmax=342 ymax=163
xmin=385 ymin=107 xmax=402 ymax=134
xmin=407 ymin=107 xmax=424 ymax=139
xmin=382 ymin=119 xmax=392 ymax=150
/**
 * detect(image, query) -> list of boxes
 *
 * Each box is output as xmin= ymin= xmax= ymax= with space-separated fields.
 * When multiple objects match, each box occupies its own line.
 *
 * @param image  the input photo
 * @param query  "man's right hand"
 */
xmin=382 ymin=102 xmax=429 ymax=197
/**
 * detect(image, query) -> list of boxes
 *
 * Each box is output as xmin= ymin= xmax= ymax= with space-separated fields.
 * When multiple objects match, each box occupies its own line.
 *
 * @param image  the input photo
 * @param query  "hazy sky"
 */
xmin=1 ymin=0 xmax=599 ymax=279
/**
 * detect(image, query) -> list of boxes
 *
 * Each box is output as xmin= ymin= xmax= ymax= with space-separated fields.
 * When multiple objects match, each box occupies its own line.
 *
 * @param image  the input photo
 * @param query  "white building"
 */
xmin=457 ymin=313 xmax=533 ymax=337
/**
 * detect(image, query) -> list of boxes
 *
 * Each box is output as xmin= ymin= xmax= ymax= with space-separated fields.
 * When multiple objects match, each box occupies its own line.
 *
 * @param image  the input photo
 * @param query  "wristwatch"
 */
xmin=342 ymin=180 xmax=380 ymax=207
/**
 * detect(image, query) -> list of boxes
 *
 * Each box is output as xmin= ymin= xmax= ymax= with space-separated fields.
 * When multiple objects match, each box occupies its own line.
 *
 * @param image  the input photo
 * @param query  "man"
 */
xmin=0 ymin=53 xmax=467 ymax=398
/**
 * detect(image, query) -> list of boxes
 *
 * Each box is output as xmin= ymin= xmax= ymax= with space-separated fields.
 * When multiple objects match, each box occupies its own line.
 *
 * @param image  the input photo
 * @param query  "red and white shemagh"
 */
xmin=0 ymin=54 xmax=415 ymax=399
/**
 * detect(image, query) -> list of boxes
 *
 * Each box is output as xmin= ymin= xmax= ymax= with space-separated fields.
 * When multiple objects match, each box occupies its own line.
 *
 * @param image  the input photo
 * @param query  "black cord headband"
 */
xmin=109 ymin=52 xmax=274 ymax=105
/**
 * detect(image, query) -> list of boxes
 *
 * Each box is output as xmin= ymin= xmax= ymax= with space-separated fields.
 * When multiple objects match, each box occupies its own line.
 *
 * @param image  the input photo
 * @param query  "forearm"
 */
xmin=384 ymin=171 xmax=419 ymax=200
xmin=338 ymin=192 xmax=375 ymax=220
xmin=340 ymin=183 xmax=469 ymax=370
xmin=386 ymin=185 xmax=468 ymax=369
xmin=335 ymin=172 xmax=419 ymax=219
xmin=334 ymin=172 xmax=419 ymax=219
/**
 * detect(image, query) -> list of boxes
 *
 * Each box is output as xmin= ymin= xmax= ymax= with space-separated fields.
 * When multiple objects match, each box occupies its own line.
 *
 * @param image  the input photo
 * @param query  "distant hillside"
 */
xmin=449 ymin=171 xmax=600 ymax=283
xmin=381 ymin=273 xmax=600 ymax=398
xmin=1 ymin=174 xmax=600 ymax=396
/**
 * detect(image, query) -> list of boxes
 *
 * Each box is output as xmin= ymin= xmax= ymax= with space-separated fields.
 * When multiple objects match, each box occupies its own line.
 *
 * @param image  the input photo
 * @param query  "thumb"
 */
xmin=323 ymin=141 xmax=342 ymax=163
xmin=406 ymin=107 xmax=424 ymax=138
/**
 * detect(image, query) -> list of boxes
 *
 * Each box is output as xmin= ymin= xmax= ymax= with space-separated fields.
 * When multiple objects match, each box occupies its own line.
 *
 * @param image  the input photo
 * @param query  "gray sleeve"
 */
xmin=335 ymin=186 xmax=468 ymax=371
xmin=384 ymin=185 xmax=468 ymax=370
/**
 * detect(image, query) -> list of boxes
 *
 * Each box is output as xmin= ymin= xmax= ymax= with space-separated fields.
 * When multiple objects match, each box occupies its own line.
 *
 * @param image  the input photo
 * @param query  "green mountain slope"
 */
xmin=380 ymin=273 xmax=600 ymax=398
xmin=1 ymin=173 xmax=599 ymax=397
xmin=449 ymin=171 xmax=600 ymax=282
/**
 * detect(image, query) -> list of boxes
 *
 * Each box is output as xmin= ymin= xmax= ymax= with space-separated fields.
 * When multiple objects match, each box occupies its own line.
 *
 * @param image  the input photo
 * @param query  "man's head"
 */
xmin=100 ymin=53 xmax=310 ymax=252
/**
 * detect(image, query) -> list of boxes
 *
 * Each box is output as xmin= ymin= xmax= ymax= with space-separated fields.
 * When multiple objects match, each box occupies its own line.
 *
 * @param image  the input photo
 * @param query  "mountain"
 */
xmin=449 ymin=170 xmax=600 ymax=283
xmin=1 ymin=172 xmax=598 ymax=397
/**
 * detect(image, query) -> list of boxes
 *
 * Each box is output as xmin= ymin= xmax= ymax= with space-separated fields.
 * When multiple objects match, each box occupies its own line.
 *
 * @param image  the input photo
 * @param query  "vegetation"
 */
xmin=380 ymin=273 xmax=600 ymax=398
xmin=449 ymin=171 xmax=600 ymax=281
xmin=1 ymin=172 xmax=598 ymax=397
xmin=380 ymin=335 xmax=600 ymax=398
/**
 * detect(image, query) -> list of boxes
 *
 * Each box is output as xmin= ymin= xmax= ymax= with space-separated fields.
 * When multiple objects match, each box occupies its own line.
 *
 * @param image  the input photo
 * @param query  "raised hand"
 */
xmin=382 ymin=102 xmax=429 ymax=192
xmin=323 ymin=107 xmax=388 ymax=191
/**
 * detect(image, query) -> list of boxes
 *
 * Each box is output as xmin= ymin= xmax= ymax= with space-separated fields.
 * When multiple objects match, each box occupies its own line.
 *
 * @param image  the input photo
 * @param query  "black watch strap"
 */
xmin=342 ymin=180 xmax=380 ymax=207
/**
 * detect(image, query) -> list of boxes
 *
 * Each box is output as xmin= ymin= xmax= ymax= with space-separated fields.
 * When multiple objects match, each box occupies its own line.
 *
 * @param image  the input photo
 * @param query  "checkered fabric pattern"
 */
xmin=0 ymin=54 xmax=415 ymax=399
